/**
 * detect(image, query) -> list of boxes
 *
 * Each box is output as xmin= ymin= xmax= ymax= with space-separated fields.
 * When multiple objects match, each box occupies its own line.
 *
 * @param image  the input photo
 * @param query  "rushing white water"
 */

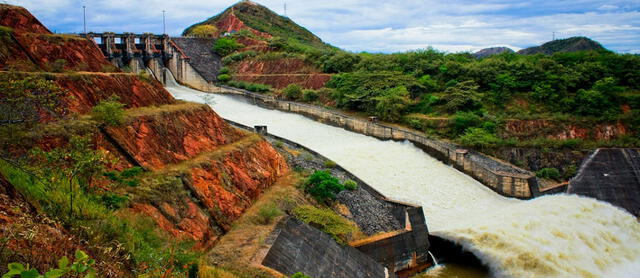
xmin=165 ymin=78 xmax=640 ymax=278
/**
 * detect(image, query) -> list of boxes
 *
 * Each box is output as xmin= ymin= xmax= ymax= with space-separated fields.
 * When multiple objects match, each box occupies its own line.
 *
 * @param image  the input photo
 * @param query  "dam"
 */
xmin=165 ymin=79 xmax=640 ymax=278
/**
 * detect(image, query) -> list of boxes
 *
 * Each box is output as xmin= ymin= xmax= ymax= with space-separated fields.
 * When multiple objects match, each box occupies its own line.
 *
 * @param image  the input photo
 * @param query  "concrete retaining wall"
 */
xmin=221 ymin=87 xmax=538 ymax=199
xmin=262 ymin=218 xmax=389 ymax=278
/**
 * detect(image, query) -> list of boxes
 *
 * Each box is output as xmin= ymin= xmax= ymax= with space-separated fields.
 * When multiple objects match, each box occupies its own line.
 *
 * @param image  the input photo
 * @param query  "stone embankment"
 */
xmin=218 ymin=86 xmax=554 ymax=199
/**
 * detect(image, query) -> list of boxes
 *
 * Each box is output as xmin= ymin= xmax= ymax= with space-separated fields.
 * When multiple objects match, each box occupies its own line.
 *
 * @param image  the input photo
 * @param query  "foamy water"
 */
xmin=166 ymin=80 xmax=640 ymax=278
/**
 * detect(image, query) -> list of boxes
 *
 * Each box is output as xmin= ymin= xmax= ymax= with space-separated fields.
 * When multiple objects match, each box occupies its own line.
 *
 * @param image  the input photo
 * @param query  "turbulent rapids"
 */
xmin=165 ymin=77 xmax=640 ymax=278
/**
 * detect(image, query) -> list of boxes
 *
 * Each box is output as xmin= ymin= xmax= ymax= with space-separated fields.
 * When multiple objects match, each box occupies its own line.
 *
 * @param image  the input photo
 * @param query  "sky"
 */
xmin=4 ymin=0 xmax=640 ymax=53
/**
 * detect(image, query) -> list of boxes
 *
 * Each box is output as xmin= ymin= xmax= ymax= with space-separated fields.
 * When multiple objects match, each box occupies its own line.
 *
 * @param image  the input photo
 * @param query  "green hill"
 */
xmin=183 ymin=0 xmax=333 ymax=51
xmin=517 ymin=36 xmax=607 ymax=55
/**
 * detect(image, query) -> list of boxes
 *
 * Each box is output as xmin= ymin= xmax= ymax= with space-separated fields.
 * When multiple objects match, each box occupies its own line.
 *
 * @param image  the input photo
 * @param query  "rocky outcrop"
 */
xmin=503 ymin=119 xmax=630 ymax=140
xmin=0 ymin=5 xmax=114 ymax=72
xmin=233 ymin=73 xmax=331 ymax=89
xmin=0 ymin=4 xmax=51 ymax=34
xmin=54 ymin=73 xmax=176 ymax=113
xmin=234 ymin=59 xmax=319 ymax=74
xmin=105 ymin=104 xmax=244 ymax=170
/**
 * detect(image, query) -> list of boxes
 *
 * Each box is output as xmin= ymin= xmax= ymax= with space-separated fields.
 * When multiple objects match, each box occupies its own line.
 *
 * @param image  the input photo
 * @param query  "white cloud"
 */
xmin=5 ymin=0 xmax=640 ymax=53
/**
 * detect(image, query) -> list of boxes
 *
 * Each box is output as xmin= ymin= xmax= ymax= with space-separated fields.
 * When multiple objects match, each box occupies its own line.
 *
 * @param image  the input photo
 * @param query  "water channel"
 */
xmin=166 ymin=81 xmax=640 ymax=278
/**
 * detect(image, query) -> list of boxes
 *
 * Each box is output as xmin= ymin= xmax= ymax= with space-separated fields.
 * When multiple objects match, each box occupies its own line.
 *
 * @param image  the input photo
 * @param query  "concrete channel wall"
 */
xmin=221 ymin=86 xmax=538 ymax=199
xmin=227 ymin=121 xmax=431 ymax=275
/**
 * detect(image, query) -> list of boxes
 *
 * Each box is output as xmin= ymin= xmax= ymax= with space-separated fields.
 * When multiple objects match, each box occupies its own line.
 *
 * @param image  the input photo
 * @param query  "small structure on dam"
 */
xmin=568 ymin=148 xmax=640 ymax=217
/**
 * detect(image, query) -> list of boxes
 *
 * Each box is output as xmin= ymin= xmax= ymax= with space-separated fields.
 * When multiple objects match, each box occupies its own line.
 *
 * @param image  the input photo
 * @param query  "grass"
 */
xmin=292 ymin=205 xmax=365 ymax=245
xmin=123 ymin=101 xmax=208 ymax=122
xmin=207 ymin=173 xmax=309 ymax=277
xmin=0 ymin=158 xmax=201 ymax=275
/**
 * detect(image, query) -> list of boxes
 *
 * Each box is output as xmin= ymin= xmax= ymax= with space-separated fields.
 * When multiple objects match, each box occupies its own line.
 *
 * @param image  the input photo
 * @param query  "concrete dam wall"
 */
xmin=217 ymin=86 xmax=542 ymax=199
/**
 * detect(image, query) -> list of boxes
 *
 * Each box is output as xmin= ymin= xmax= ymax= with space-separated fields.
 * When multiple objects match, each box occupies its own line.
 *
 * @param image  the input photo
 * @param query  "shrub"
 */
xmin=213 ymin=37 xmax=244 ymax=56
xmin=344 ymin=180 xmax=358 ymax=190
xmin=226 ymin=81 xmax=271 ymax=93
xmin=292 ymin=272 xmax=312 ymax=278
xmin=302 ymin=89 xmax=319 ymax=102
xmin=442 ymin=80 xmax=482 ymax=112
xmin=218 ymin=67 xmax=231 ymax=75
xmin=373 ymin=86 xmax=412 ymax=122
xmin=189 ymin=24 xmax=218 ymax=38
xmin=221 ymin=50 xmax=257 ymax=64
xmin=458 ymin=127 xmax=500 ymax=149
xmin=536 ymin=167 xmax=562 ymax=181
xmin=304 ymin=170 xmax=345 ymax=203
xmin=90 ymin=96 xmax=125 ymax=126
xmin=292 ymin=205 xmax=358 ymax=244
xmin=49 ymin=59 xmax=67 ymax=72
xmin=283 ymin=84 xmax=303 ymax=100
xmin=217 ymin=73 xmax=231 ymax=82
xmin=323 ymin=160 xmax=337 ymax=168
xmin=453 ymin=111 xmax=482 ymax=134
xmin=3 ymin=250 xmax=97 ymax=278
xmin=254 ymin=204 xmax=282 ymax=225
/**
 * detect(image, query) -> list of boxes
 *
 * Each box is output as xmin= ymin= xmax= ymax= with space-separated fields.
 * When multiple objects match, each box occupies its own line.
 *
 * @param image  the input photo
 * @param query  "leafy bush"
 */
xmin=453 ymin=111 xmax=482 ymax=134
xmin=322 ymin=52 xmax=361 ymax=73
xmin=254 ymin=204 xmax=282 ymax=225
xmin=90 ymin=96 xmax=125 ymax=126
xmin=536 ymin=167 xmax=562 ymax=181
xmin=292 ymin=205 xmax=358 ymax=244
xmin=373 ymin=86 xmax=412 ymax=122
xmin=291 ymin=272 xmax=311 ymax=278
xmin=302 ymin=89 xmax=319 ymax=102
xmin=283 ymin=84 xmax=303 ymax=100
xmin=217 ymin=73 xmax=231 ymax=82
xmin=458 ymin=127 xmax=500 ymax=149
xmin=213 ymin=37 xmax=244 ymax=56
xmin=442 ymin=80 xmax=482 ymax=112
xmin=323 ymin=160 xmax=337 ymax=168
xmin=343 ymin=180 xmax=358 ymax=191
xmin=226 ymin=81 xmax=271 ymax=93
xmin=49 ymin=59 xmax=67 ymax=73
xmin=188 ymin=25 xmax=218 ymax=38
xmin=218 ymin=67 xmax=231 ymax=75
xmin=3 ymin=250 xmax=97 ymax=278
xmin=221 ymin=50 xmax=257 ymax=64
xmin=304 ymin=170 xmax=345 ymax=203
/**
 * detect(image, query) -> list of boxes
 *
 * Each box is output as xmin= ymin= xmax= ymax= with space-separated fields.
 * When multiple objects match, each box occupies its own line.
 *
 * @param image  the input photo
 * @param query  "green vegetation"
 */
xmin=303 ymin=170 xmax=345 ymax=203
xmin=283 ymin=84 xmax=303 ymax=100
xmin=343 ymin=180 xmax=358 ymax=191
xmin=213 ymin=37 xmax=244 ymax=56
xmin=188 ymin=24 xmax=218 ymax=38
xmin=217 ymin=73 xmax=231 ymax=82
xmin=536 ymin=167 xmax=562 ymax=181
xmin=253 ymin=204 xmax=282 ymax=225
xmin=226 ymin=80 xmax=271 ymax=93
xmin=3 ymin=250 xmax=96 ymax=278
xmin=291 ymin=272 xmax=312 ymax=278
xmin=90 ymin=96 xmax=125 ymax=126
xmin=292 ymin=205 xmax=359 ymax=244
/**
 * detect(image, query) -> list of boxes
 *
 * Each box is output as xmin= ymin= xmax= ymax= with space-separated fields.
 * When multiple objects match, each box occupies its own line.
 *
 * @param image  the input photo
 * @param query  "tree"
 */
xmin=213 ymin=37 xmax=244 ymax=56
xmin=29 ymin=136 xmax=107 ymax=219
xmin=442 ymin=80 xmax=482 ymax=112
xmin=189 ymin=25 xmax=218 ymax=38
xmin=304 ymin=170 xmax=345 ymax=203
xmin=322 ymin=52 xmax=361 ymax=73
xmin=90 ymin=96 xmax=125 ymax=126
xmin=373 ymin=86 xmax=411 ymax=122
xmin=0 ymin=72 xmax=65 ymax=159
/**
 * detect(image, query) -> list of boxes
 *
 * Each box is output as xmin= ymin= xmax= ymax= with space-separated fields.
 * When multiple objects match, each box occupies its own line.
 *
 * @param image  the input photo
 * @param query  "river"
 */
xmin=166 ymin=80 xmax=640 ymax=278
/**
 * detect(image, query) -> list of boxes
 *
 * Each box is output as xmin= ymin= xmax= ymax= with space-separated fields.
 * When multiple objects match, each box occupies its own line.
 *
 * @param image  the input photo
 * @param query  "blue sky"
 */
xmin=5 ymin=0 xmax=640 ymax=53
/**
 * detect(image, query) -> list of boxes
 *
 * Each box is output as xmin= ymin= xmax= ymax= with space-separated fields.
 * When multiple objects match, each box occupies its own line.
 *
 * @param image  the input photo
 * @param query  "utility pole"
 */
xmin=82 ymin=5 xmax=86 ymax=34
xmin=162 ymin=10 xmax=166 ymax=35
xmin=284 ymin=2 xmax=287 ymax=17
xmin=552 ymin=31 xmax=556 ymax=41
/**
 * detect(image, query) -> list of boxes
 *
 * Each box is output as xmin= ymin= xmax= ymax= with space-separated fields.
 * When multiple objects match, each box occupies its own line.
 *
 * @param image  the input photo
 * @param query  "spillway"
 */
xmin=165 ymin=80 xmax=640 ymax=278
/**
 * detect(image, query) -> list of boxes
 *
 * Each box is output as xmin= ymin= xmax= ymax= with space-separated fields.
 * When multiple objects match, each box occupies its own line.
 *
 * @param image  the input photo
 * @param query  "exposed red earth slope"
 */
xmin=0 ymin=3 xmax=289 ymax=263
